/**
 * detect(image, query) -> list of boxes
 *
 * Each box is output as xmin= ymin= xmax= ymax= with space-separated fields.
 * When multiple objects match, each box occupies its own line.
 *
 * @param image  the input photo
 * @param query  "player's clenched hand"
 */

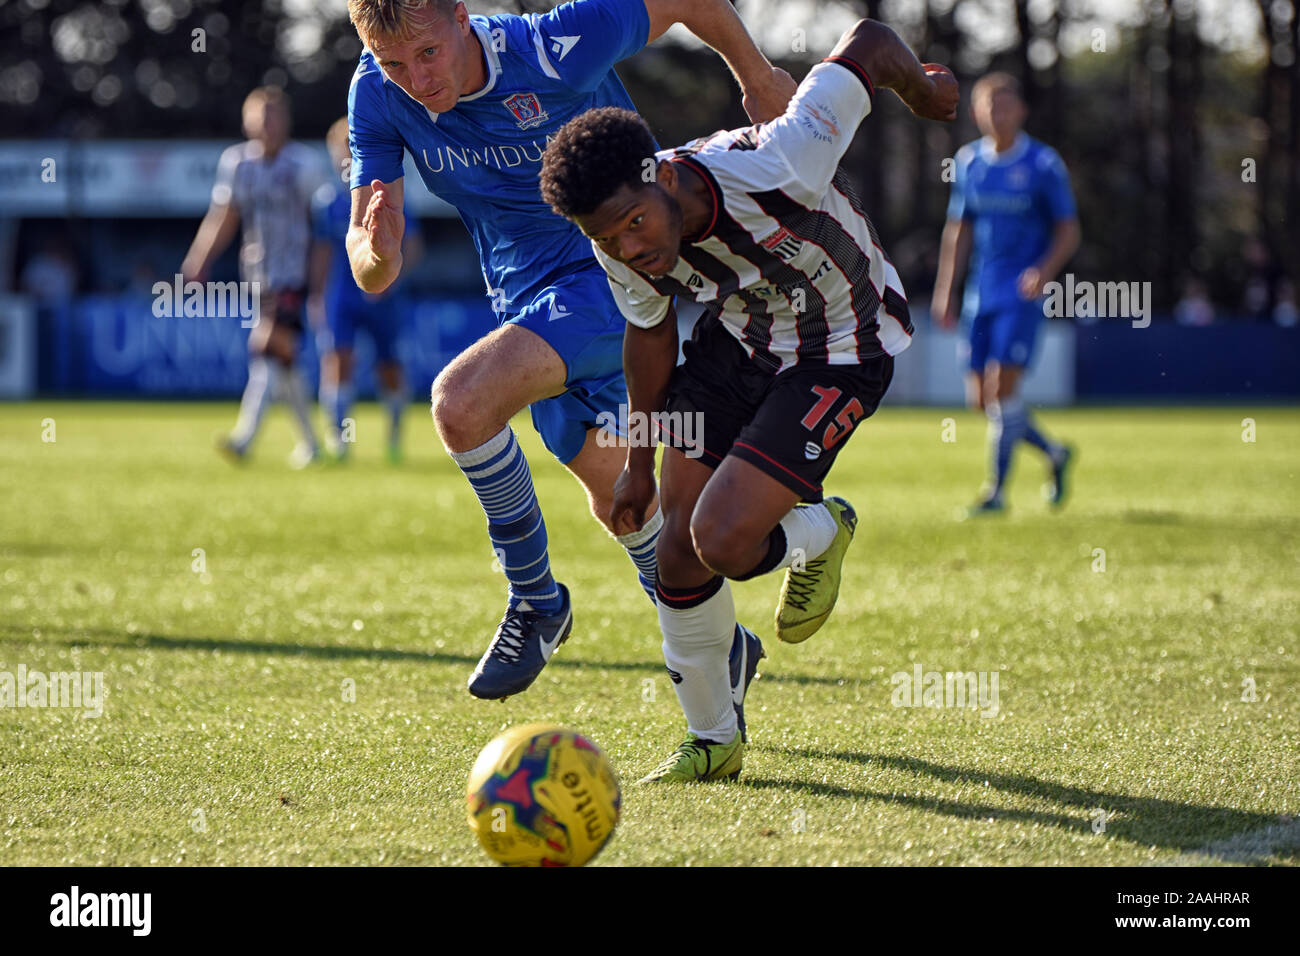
xmin=610 ymin=464 xmax=657 ymax=537
xmin=363 ymin=179 xmax=403 ymax=262
xmin=742 ymin=66 xmax=798 ymax=124
xmin=1017 ymin=267 xmax=1046 ymax=300
xmin=902 ymin=64 xmax=959 ymax=122
xmin=931 ymin=297 xmax=958 ymax=330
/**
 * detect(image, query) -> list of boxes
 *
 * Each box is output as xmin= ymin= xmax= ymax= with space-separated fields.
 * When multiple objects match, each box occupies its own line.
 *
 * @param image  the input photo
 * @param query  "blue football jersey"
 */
xmin=348 ymin=0 xmax=650 ymax=316
xmin=947 ymin=133 xmax=1077 ymax=316
xmin=312 ymin=182 xmax=419 ymax=309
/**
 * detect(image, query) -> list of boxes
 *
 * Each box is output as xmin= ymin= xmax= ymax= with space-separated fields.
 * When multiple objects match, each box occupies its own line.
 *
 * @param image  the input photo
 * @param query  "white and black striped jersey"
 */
xmin=211 ymin=140 xmax=325 ymax=291
xmin=594 ymin=57 xmax=912 ymax=372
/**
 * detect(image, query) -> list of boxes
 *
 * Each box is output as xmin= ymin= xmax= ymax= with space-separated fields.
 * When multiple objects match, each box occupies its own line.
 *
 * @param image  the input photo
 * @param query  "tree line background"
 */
xmin=3 ymin=0 xmax=1297 ymax=318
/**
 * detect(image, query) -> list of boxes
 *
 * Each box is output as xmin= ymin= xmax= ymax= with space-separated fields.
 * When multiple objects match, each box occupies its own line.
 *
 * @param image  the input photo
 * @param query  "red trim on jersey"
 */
xmin=823 ymin=56 xmax=875 ymax=99
xmin=672 ymin=156 xmax=721 ymax=241
xmin=733 ymin=441 xmax=822 ymax=492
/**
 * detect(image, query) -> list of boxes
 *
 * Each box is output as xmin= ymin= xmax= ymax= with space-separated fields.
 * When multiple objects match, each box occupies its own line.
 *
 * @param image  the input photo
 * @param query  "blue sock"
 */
xmin=1023 ymin=412 xmax=1062 ymax=461
xmin=321 ymin=379 xmax=354 ymax=446
xmin=616 ymin=506 xmax=662 ymax=604
xmin=987 ymin=397 xmax=1027 ymax=500
xmin=447 ymin=426 xmax=562 ymax=613
xmin=379 ymin=383 xmax=407 ymax=448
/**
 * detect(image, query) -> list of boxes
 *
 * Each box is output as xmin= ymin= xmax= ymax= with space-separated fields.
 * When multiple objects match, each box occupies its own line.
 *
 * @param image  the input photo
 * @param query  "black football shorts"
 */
xmin=264 ymin=287 xmax=306 ymax=334
xmin=662 ymin=313 xmax=894 ymax=503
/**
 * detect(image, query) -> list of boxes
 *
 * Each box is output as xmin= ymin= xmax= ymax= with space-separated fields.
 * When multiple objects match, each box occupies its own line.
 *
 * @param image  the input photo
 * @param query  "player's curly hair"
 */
xmin=540 ymin=107 xmax=659 ymax=220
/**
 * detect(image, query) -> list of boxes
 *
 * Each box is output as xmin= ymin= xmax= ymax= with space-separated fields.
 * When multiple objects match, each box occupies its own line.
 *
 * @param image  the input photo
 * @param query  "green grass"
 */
xmin=1 ymin=401 xmax=1297 ymax=866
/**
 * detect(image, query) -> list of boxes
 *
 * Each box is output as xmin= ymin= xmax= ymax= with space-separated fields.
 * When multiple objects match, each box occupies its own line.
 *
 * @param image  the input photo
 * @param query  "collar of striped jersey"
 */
xmin=670 ymin=155 xmax=722 ymax=243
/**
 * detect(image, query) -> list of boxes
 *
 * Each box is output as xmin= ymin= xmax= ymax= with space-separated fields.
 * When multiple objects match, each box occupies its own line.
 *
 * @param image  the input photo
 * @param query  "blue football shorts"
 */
xmin=508 ymin=265 xmax=628 ymax=466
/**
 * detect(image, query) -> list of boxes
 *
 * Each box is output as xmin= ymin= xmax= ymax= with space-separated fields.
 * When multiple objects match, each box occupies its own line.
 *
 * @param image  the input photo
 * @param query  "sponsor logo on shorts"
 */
xmin=804 ymin=441 xmax=821 ymax=460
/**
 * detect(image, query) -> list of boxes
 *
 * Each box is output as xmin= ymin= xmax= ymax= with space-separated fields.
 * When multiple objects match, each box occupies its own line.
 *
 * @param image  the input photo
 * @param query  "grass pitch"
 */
xmin=1 ymin=401 xmax=1297 ymax=866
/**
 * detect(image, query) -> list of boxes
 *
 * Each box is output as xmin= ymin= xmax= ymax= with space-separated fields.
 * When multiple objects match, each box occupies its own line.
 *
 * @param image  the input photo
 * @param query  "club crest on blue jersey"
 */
xmin=504 ymin=92 xmax=549 ymax=131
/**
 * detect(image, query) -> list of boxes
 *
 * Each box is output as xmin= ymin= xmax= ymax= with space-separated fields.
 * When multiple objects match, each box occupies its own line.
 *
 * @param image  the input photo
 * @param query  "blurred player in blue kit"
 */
xmin=344 ymin=0 xmax=795 ymax=700
xmin=932 ymin=73 xmax=1081 ymax=515
xmin=309 ymin=117 xmax=423 ymax=464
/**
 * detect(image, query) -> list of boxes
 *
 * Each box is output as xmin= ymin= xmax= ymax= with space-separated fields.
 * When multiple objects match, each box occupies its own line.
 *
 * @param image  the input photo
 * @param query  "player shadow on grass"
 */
xmin=4 ymin=623 xmax=843 ymax=685
xmin=746 ymin=745 xmax=1284 ymax=860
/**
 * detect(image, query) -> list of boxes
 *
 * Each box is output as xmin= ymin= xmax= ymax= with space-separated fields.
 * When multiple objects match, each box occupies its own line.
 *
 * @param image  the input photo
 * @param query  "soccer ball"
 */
xmin=466 ymin=723 xmax=621 ymax=866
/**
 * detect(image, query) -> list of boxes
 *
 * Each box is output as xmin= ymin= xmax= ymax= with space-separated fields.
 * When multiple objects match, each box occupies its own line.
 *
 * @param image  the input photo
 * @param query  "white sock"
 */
xmin=282 ymin=367 xmax=318 ymax=451
xmin=230 ymin=356 xmax=272 ymax=450
xmin=658 ymin=578 xmax=737 ymax=742
xmin=775 ymin=502 xmax=839 ymax=568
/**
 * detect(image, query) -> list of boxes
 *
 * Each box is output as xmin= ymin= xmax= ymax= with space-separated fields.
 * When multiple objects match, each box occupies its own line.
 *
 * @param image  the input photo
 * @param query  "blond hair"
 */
xmin=971 ymin=72 xmax=1023 ymax=106
xmin=348 ymin=0 xmax=458 ymax=45
xmin=243 ymin=85 xmax=290 ymax=114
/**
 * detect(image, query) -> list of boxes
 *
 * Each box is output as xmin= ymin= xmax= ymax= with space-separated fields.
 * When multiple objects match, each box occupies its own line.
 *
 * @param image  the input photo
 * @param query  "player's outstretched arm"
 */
xmin=932 ymin=218 xmax=973 ymax=328
xmin=829 ymin=19 xmax=958 ymax=122
xmin=610 ymin=307 xmax=678 ymax=536
xmin=643 ymin=0 xmax=796 ymax=123
xmin=346 ymin=178 xmax=405 ymax=295
xmin=181 ymin=201 xmax=239 ymax=284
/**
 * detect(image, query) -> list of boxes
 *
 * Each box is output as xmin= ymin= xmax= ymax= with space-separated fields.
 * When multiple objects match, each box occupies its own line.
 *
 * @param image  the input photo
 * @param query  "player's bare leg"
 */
xmin=431 ymin=323 xmax=565 ymax=453
xmin=966 ymin=368 xmax=987 ymax=412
